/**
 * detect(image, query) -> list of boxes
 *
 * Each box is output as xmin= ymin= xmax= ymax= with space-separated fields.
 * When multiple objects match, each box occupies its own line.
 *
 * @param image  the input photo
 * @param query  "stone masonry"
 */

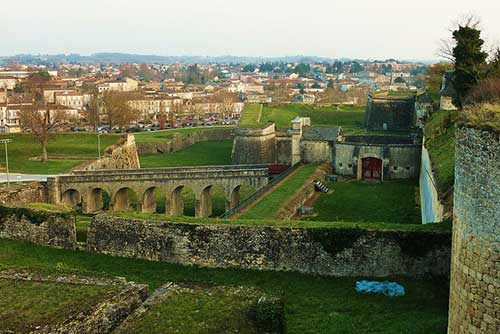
xmin=448 ymin=127 xmax=500 ymax=334
xmin=88 ymin=214 xmax=451 ymax=279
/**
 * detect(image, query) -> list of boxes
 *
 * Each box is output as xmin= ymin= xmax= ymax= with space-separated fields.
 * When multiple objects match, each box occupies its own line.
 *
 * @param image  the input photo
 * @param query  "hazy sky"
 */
xmin=2 ymin=0 xmax=499 ymax=60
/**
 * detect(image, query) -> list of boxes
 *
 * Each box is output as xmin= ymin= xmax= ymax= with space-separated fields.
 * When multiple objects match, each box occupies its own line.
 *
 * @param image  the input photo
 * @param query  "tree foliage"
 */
xmin=101 ymin=91 xmax=138 ymax=130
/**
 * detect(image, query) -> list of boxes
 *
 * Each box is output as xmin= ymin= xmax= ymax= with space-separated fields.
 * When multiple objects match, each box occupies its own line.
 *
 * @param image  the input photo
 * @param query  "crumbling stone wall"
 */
xmin=137 ymin=128 xmax=234 ymax=154
xmin=232 ymin=124 xmax=277 ymax=164
xmin=88 ymin=215 xmax=451 ymax=278
xmin=448 ymin=127 xmax=500 ymax=334
xmin=300 ymin=140 xmax=332 ymax=163
xmin=0 ymin=182 xmax=47 ymax=206
xmin=80 ymin=134 xmax=140 ymax=171
xmin=0 ymin=206 xmax=76 ymax=249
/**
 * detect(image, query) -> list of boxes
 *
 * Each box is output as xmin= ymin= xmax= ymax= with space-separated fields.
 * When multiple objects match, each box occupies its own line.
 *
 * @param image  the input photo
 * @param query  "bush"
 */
xmin=466 ymin=79 xmax=500 ymax=104
xmin=248 ymin=295 xmax=286 ymax=334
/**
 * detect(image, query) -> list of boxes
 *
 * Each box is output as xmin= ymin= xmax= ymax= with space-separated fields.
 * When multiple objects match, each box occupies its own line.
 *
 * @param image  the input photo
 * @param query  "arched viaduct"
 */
xmin=47 ymin=165 xmax=268 ymax=218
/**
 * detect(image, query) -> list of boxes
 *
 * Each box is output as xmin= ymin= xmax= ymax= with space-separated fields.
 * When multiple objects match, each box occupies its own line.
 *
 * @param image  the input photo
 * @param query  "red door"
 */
xmin=362 ymin=157 xmax=382 ymax=180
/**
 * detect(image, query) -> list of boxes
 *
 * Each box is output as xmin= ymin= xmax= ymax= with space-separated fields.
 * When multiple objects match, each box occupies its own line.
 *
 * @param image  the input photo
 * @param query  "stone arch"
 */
xmin=142 ymin=186 xmax=163 ymax=213
xmin=86 ymin=188 xmax=111 ymax=212
xmin=167 ymin=185 xmax=195 ymax=216
xmin=112 ymin=187 xmax=137 ymax=211
xmin=227 ymin=185 xmax=241 ymax=212
xmin=197 ymin=185 xmax=213 ymax=218
xmin=61 ymin=189 xmax=81 ymax=209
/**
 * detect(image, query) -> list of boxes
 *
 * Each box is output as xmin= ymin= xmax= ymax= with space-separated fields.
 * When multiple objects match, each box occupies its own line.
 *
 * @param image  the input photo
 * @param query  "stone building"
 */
xmin=364 ymin=91 xmax=417 ymax=131
xmin=232 ymin=117 xmax=421 ymax=181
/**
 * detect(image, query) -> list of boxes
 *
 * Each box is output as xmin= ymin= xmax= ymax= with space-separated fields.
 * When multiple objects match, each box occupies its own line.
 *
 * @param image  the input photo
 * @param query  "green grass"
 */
xmin=0 ymin=238 xmax=449 ymax=334
xmin=109 ymin=212 xmax=451 ymax=232
xmin=240 ymin=164 xmax=318 ymax=220
xmin=260 ymin=104 xmax=365 ymax=130
xmin=238 ymin=104 xmax=264 ymax=128
xmin=0 ymin=278 xmax=118 ymax=332
xmin=424 ymin=110 xmax=457 ymax=195
xmin=115 ymin=285 xmax=263 ymax=334
xmin=304 ymin=180 xmax=421 ymax=224
xmin=0 ymin=133 xmax=119 ymax=174
xmin=134 ymin=126 xmax=233 ymax=144
xmin=139 ymin=140 xmax=233 ymax=168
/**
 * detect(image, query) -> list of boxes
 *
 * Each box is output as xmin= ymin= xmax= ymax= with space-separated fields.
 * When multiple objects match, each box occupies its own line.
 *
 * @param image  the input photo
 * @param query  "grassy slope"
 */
xmin=424 ymin=110 xmax=457 ymax=195
xmin=238 ymin=104 xmax=263 ymax=128
xmin=240 ymin=165 xmax=318 ymax=220
xmin=140 ymin=140 xmax=233 ymax=168
xmin=0 ymin=278 xmax=117 ymax=332
xmin=134 ymin=126 xmax=233 ymax=144
xmin=0 ymin=133 xmax=119 ymax=174
xmin=305 ymin=180 xmax=421 ymax=224
xmin=261 ymin=104 xmax=365 ymax=130
xmin=0 ymin=238 xmax=449 ymax=334
xmin=115 ymin=285 xmax=261 ymax=334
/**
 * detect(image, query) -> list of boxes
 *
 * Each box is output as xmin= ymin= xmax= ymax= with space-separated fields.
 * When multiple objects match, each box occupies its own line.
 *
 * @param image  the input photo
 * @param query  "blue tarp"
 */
xmin=355 ymin=280 xmax=405 ymax=297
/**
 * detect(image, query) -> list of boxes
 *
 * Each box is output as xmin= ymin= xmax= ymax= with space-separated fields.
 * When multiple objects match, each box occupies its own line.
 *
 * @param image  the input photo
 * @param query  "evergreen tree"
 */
xmin=451 ymin=24 xmax=488 ymax=107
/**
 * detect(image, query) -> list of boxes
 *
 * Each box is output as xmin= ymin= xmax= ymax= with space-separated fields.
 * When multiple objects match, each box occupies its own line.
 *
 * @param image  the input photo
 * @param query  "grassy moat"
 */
xmin=0 ymin=238 xmax=449 ymax=334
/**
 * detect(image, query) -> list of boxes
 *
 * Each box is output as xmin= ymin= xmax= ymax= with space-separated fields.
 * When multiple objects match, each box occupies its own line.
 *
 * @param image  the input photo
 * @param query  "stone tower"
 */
xmin=448 ymin=126 xmax=500 ymax=333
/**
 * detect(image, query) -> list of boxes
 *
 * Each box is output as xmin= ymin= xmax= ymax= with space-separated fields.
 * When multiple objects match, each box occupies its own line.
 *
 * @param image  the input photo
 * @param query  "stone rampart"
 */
xmin=0 ymin=206 xmax=76 ymax=249
xmin=88 ymin=215 xmax=451 ymax=279
xmin=448 ymin=127 xmax=500 ymax=334
xmin=0 ymin=182 xmax=47 ymax=206
xmin=137 ymin=128 xmax=234 ymax=154
xmin=232 ymin=124 xmax=277 ymax=164
xmin=79 ymin=134 xmax=140 ymax=171
xmin=419 ymin=142 xmax=444 ymax=224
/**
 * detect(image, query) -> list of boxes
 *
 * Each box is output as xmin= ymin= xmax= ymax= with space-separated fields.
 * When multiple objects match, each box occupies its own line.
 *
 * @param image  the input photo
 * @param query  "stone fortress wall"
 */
xmin=137 ymin=128 xmax=234 ymax=154
xmin=0 ymin=182 xmax=47 ymax=206
xmin=232 ymin=124 xmax=277 ymax=164
xmin=448 ymin=127 xmax=500 ymax=334
xmin=79 ymin=134 xmax=141 ymax=171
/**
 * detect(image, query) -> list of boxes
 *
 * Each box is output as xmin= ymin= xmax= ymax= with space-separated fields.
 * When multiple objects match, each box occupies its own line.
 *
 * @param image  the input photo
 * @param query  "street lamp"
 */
xmin=0 ymin=139 xmax=11 ymax=187
xmin=97 ymin=133 xmax=101 ymax=159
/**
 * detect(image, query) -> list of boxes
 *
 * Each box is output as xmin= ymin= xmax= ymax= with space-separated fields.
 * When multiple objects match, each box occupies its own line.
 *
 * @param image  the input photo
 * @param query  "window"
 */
xmin=348 ymin=164 xmax=353 ymax=168
xmin=338 ymin=163 xmax=343 ymax=167
xmin=393 ymin=166 xmax=398 ymax=170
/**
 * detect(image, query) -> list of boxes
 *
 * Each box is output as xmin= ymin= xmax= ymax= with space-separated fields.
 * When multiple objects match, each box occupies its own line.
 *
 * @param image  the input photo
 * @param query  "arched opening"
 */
xmin=61 ymin=189 xmax=81 ymax=209
xmin=210 ymin=184 xmax=227 ymax=217
xmin=142 ymin=187 xmax=165 ymax=213
xmin=168 ymin=185 xmax=196 ymax=216
xmin=87 ymin=188 xmax=111 ymax=212
xmin=197 ymin=185 xmax=213 ymax=218
xmin=361 ymin=157 xmax=383 ymax=181
xmin=113 ymin=187 xmax=138 ymax=211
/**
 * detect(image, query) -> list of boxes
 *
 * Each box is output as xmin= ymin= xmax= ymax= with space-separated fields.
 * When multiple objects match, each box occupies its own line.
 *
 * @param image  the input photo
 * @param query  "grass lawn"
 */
xmin=238 ymin=104 xmax=263 ymax=128
xmin=0 ymin=238 xmax=449 ymax=334
xmin=0 ymin=133 xmax=119 ymax=174
xmin=115 ymin=285 xmax=264 ymax=334
xmin=304 ymin=180 xmax=421 ymax=224
xmin=240 ymin=164 xmax=319 ymax=220
xmin=139 ymin=140 xmax=233 ymax=168
xmin=134 ymin=126 xmax=233 ymax=144
xmin=261 ymin=104 xmax=365 ymax=130
xmin=424 ymin=110 xmax=457 ymax=195
xmin=0 ymin=277 xmax=118 ymax=333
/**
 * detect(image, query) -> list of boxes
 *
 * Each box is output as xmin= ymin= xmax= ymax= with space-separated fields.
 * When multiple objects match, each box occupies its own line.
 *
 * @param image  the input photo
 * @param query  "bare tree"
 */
xmin=20 ymin=98 xmax=67 ymax=162
xmin=438 ymin=15 xmax=482 ymax=62
xmin=101 ymin=91 xmax=138 ymax=131
xmin=86 ymin=91 xmax=101 ymax=131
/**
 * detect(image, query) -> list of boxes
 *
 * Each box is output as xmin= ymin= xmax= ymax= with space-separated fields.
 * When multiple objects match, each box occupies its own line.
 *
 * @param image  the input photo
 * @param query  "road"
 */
xmin=0 ymin=173 xmax=60 ymax=183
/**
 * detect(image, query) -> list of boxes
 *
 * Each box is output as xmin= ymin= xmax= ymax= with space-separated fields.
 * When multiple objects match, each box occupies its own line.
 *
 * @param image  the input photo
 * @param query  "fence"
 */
xmin=219 ymin=162 xmax=302 ymax=218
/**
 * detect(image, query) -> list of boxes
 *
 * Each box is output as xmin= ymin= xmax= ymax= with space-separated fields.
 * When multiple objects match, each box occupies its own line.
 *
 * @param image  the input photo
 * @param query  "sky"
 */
xmin=2 ymin=0 xmax=500 ymax=61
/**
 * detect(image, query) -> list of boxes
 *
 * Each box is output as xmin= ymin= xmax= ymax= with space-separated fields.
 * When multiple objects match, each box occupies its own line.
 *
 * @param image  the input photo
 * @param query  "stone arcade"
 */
xmin=47 ymin=165 xmax=268 ymax=217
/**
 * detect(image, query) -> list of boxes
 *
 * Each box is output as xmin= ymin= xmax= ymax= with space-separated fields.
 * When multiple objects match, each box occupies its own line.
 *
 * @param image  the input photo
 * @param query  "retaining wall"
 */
xmin=87 ymin=215 xmax=451 ymax=279
xmin=0 ymin=182 xmax=47 ymax=206
xmin=79 ymin=134 xmax=140 ymax=171
xmin=137 ymin=128 xmax=234 ymax=154
xmin=419 ymin=143 xmax=444 ymax=224
xmin=0 ymin=206 xmax=76 ymax=249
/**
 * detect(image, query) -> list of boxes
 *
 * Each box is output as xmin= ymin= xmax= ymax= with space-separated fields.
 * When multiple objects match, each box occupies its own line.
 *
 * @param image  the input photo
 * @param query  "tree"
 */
xmin=259 ymin=63 xmax=274 ymax=72
xmin=86 ymin=92 xmax=101 ymax=131
xmin=242 ymin=64 xmax=256 ymax=72
xmin=101 ymin=91 xmax=138 ymax=131
xmin=426 ymin=63 xmax=453 ymax=98
xmin=294 ymin=63 xmax=310 ymax=77
xmin=20 ymin=96 xmax=67 ymax=162
xmin=350 ymin=61 xmax=364 ymax=73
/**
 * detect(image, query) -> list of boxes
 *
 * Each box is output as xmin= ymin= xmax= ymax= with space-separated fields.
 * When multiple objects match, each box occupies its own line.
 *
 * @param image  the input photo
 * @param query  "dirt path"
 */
xmin=231 ymin=165 xmax=304 ymax=219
